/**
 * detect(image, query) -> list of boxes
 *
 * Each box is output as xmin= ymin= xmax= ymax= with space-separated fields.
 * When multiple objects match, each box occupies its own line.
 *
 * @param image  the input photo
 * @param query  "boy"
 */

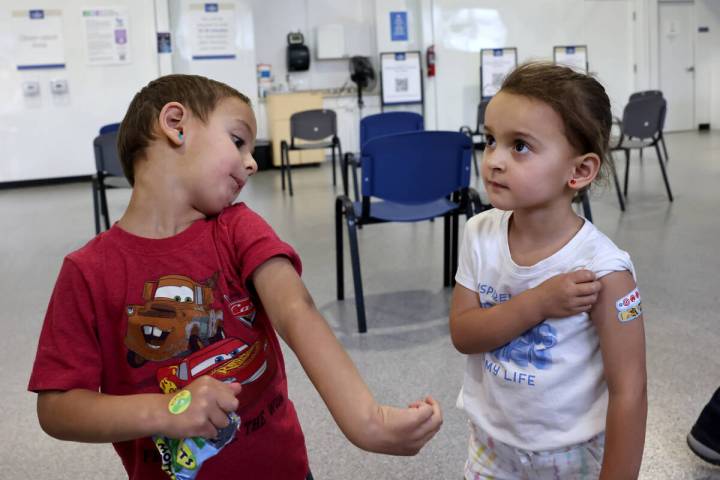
xmin=28 ymin=74 xmax=442 ymax=479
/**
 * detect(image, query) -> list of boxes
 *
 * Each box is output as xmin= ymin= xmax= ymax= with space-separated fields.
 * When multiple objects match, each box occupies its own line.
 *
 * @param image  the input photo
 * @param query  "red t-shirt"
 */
xmin=28 ymin=204 xmax=309 ymax=479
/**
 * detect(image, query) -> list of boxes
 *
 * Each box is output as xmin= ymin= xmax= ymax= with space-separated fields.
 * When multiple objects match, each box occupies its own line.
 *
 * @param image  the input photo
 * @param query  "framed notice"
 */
xmin=82 ymin=7 xmax=131 ymax=65
xmin=380 ymin=51 xmax=423 ymax=106
xmin=12 ymin=9 xmax=66 ymax=70
xmin=188 ymin=2 xmax=236 ymax=60
xmin=553 ymin=45 xmax=588 ymax=73
xmin=480 ymin=47 xmax=517 ymax=99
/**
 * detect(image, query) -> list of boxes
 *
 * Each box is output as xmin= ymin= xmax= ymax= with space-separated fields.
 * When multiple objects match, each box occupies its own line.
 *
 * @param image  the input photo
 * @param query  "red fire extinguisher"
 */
xmin=426 ymin=44 xmax=435 ymax=77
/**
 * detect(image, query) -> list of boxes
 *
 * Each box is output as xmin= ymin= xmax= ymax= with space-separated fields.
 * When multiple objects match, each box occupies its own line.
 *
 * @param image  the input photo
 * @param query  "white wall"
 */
xmin=0 ymin=1 xmax=160 ymax=182
xmin=430 ymin=0 xmax=636 ymax=131
xmin=250 ymin=0 xmax=376 ymax=92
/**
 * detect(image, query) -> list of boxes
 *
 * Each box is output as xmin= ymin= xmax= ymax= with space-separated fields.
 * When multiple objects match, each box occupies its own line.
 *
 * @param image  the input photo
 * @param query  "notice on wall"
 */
xmin=12 ymin=9 xmax=66 ymax=70
xmin=390 ymin=11 xmax=408 ymax=42
xmin=82 ymin=7 xmax=131 ymax=65
xmin=380 ymin=51 xmax=422 ymax=105
xmin=480 ymin=48 xmax=517 ymax=98
xmin=188 ymin=3 xmax=236 ymax=60
xmin=554 ymin=45 xmax=588 ymax=74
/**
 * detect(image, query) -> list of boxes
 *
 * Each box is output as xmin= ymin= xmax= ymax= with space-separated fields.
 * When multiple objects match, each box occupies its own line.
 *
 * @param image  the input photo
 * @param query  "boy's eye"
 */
xmin=232 ymin=135 xmax=245 ymax=150
xmin=514 ymin=141 xmax=529 ymax=153
xmin=485 ymin=135 xmax=496 ymax=147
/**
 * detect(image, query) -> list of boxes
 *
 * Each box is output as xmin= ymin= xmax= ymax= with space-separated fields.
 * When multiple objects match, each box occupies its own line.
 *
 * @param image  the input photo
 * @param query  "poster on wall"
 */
xmin=480 ymin=48 xmax=517 ymax=98
xmin=553 ymin=45 xmax=588 ymax=73
xmin=389 ymin=11 xmax=408 ymax=42
xmin=12 ymin=9 xmax=66 ymax=70
xmin=82 ymin=7 xmax=131 ymax=65
xmin=380 ymin=51 xmax=423 ymax=105
xmin=188 ymin=3 xmax=236 ymax=60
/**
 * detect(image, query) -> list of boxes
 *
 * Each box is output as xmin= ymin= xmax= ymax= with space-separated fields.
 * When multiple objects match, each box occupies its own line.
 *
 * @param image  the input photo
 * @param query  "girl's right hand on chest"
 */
xmin=533 ymin=269 xmax=602 ymax=318
xmin=156 ymin=376 xmax=242 ymax=440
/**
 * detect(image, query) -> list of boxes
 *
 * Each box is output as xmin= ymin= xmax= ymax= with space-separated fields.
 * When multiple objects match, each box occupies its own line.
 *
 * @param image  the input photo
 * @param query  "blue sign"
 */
xmin=205 ymin=3 xmax=219 ymax=12
xmin=390 ymin=11 xmax=408 ymax=42
xmin=566 ymin=46 xmax=576 ymax=54
xmin=29 ymin=9 xmax=44 ymax=19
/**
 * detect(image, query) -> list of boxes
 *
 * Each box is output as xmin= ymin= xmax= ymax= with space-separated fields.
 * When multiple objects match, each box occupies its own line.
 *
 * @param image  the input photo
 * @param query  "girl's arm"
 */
xmin=450 ymin=270 xmax=601 ymax=354
xmin=252 ymin=257 xmax=443 ymax=455
xmin=591 ymin=271 xmax=647 ymax=480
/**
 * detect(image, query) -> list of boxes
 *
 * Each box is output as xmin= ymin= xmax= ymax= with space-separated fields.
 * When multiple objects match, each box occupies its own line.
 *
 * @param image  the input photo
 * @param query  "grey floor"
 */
xmin=2 ymin=130 xmax=719 ymax=479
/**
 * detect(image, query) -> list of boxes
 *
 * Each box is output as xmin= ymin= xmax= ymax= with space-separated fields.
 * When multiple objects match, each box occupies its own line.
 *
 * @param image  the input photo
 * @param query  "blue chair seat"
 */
xmin=353 ymin=198 xmax=457 ymax=223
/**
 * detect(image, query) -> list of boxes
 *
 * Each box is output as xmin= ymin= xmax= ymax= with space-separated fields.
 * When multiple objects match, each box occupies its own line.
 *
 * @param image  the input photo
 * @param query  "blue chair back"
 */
xmin=360 ymin=131 xmax=472 ymax=204
xmin=99 ymin=123 xmax=121 ymax=135
xmin=359 ymin=112 xmax=424 ymax=147
xmin=93 ymin=129 xmax=125 ymax=177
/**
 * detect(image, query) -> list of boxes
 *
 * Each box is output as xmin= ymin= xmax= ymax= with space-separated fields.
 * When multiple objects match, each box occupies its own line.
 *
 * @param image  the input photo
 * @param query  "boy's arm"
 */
xmin=37 ymin=376 xmax=242 ymax=443
xmin=590 ymin=271 xmax=647 ymax=480
xmin=449 ymin=270 xmax=601 ymax=354
xmin=252 ymin=257 xmax=442 ymax=455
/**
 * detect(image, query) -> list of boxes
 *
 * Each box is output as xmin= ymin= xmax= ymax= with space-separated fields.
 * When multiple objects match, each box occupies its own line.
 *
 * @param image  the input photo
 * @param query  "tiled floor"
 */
xmin=2 ymin=130 xmax=719 ymax=479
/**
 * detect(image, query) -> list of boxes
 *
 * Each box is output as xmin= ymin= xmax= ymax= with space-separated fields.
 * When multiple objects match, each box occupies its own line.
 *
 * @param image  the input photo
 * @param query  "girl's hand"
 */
xmin=533 ymin=269 xmax=602 ymax=318
xmin=372 ymin=396 xmax=443 ymax=455
xmin=157 ymin=376 xmax=242 ymax=440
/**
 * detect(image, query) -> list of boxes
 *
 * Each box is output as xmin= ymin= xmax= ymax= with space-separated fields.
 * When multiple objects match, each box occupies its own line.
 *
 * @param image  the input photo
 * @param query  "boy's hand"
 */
xmin=157 ymin=376 xmax=242 ymax=440
xmin=374 ymin=396 xmax=442 ymax=455
xmin=532 ymin=269 xmax=602 ymax=318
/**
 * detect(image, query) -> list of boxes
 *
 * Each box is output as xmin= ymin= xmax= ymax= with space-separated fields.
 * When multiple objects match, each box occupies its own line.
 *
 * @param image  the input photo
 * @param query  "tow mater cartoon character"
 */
xmin=156 ymin=337 xmax=275 ymax=408
xmin=124 ymin=274 xmax=224 ymax=367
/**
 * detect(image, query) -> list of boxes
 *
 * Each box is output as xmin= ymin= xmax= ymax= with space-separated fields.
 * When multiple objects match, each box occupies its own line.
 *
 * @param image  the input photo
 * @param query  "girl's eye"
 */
xmin=514 ymin=141 xmax=529 ymax=153
xmin=232 ymin=135 xmax=245 ymax=150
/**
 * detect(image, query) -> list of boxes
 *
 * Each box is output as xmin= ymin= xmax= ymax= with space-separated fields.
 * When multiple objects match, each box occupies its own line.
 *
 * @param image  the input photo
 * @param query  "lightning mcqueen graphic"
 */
xmin=156 ymin=337 xmax=276 ymax=407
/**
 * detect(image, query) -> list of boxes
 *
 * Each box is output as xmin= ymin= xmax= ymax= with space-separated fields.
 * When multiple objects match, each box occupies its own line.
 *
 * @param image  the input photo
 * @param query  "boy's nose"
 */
xmin=246 ymin=154 xmax=258 ymax=175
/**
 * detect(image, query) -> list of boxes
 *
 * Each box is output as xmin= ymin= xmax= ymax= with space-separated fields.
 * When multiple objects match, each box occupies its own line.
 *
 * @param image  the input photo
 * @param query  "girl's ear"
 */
xmin=158 ymin=102 xmax=187 ymax=146
xmin=568 ymin=153 xmax=601 ymax=191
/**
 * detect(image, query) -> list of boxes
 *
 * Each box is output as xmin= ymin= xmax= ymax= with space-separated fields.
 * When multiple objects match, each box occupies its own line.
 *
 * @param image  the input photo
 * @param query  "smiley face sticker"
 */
xmin=168 ymin=390 xmax=192 ymax=415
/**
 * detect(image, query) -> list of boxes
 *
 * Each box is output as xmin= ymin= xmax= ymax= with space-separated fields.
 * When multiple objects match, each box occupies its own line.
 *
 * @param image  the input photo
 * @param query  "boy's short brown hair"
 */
xmin=117 ymin=74 xmax=250 ymax=185
xmin=499 ymin=62 xmax=613 ymax=189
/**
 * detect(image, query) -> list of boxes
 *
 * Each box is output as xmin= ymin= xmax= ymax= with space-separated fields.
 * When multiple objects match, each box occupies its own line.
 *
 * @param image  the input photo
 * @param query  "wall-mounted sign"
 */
xmin=12 ymin=9 xmax=66 ymax=70
xmin=188 ymin=2 xmax=236 ymax=60
xmin=380 ymin=51 xmax=423 ymax=105
xmin=553 ymin=45 xmax=588 ymax=74
xmin=82 ymin=7 xmax=131 ymax=65
xmin=480 ymin=47 xmax=517 ymax=98
xmin=389 ymin=11 xmax=408 ymax=42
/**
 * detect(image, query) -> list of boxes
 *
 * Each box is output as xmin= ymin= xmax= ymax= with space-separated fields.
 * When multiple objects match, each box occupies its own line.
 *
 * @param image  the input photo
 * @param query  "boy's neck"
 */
xmin=507 ymin=204 xmax=584 ymax=267
xmin=117 ymin=178 xmax=205 ymax=239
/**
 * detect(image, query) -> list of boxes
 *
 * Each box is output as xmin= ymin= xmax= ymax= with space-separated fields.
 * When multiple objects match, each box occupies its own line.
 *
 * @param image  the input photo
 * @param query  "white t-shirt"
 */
xmin=455 ymin=209 xmax=635 ymax=451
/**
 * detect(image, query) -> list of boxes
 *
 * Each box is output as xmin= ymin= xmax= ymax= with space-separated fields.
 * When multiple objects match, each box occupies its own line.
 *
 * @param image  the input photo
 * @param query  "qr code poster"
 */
xmin=381 ymin=51 xmax=422 ymax=105
xmin=480 ymin=48 xmax=517 ymax=98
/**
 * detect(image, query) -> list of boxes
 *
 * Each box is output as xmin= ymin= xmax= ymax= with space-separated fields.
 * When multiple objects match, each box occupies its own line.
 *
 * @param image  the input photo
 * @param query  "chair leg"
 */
xmin=451 ymin=210 xmax=459 ymax=286
xmin=580 ymin=191 xmax=593 ymax=222
xmin=639 ymin=147 xmax=643 ymax=166
xmin=285 ymin=146 xmax=294 ymax=196
xmin=472 ymin=149 xmax=479 ymax=177
xmin=91 ymin=178 xmax=101 ymax=235
xmin=331 ymin=145 xmax=337 ymax=187
xmin=623 ymin=149 xmax=631 ymax=198
xmin=99 ymin=178 xmax=110 ymax=231
xmin=443 ymin=215 xmax=450 ymax=287
xmin=335 ymin=198 xmax=344 ymax=301
xmin=610 ymin=165 xmax=626 ymax=212
xmin=346 ymin=215 xmax=366 ymax=333
xmin=280 ymin=143 xmax=286 ymax=191
xmin=655 ymin=143 xmax=674 ymax=202
xmin=661 ymin=135 xmax=670 ymax=163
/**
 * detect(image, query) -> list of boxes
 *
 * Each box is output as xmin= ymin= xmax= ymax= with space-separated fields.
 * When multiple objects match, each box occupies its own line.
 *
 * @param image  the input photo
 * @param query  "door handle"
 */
xmin=686 ymin=66 xmax=695 ymax=72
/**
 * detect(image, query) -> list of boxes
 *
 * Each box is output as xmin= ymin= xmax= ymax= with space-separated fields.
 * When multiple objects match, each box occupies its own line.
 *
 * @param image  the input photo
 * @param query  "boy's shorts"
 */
xmin=464 ymin=422 xmax=605 ymax=480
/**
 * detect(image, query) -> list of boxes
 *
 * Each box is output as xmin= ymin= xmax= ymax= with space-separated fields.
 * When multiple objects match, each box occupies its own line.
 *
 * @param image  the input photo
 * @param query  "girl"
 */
xmin=450 ymin=62 xmax=646 ymax=479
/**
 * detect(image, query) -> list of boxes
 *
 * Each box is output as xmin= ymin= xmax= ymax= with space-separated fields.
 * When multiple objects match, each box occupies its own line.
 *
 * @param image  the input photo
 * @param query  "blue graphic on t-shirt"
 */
xmin=492 ymin=322 xmax=557 ymax=370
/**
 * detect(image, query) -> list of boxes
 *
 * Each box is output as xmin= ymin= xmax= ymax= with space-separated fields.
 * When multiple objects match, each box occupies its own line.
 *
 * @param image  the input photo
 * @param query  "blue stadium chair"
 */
xmin=92 ymin=123 xmax=129 ymax=233
xmin=335 ymin=131 xmax=485 ymax=333
xmin=343 ymin=111 xmax=424 ymax=200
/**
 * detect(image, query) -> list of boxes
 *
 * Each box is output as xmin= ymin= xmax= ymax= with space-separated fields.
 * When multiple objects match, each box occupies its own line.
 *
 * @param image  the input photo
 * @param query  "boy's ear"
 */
xmin=158 ymin=102 xmax=187 ymax=146
xmin=568 ymin=153 xmax=601 ymax=191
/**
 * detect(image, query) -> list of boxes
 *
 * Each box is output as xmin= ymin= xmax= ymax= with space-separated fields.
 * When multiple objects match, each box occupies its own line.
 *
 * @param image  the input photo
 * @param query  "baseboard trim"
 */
xmin=0 ymin=175 xmax=92 ymax=190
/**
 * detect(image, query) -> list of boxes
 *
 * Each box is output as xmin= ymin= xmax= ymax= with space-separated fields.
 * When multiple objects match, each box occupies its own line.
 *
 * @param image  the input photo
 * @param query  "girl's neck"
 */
xmin=507 ymin=204 xmax=584 ymax=267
